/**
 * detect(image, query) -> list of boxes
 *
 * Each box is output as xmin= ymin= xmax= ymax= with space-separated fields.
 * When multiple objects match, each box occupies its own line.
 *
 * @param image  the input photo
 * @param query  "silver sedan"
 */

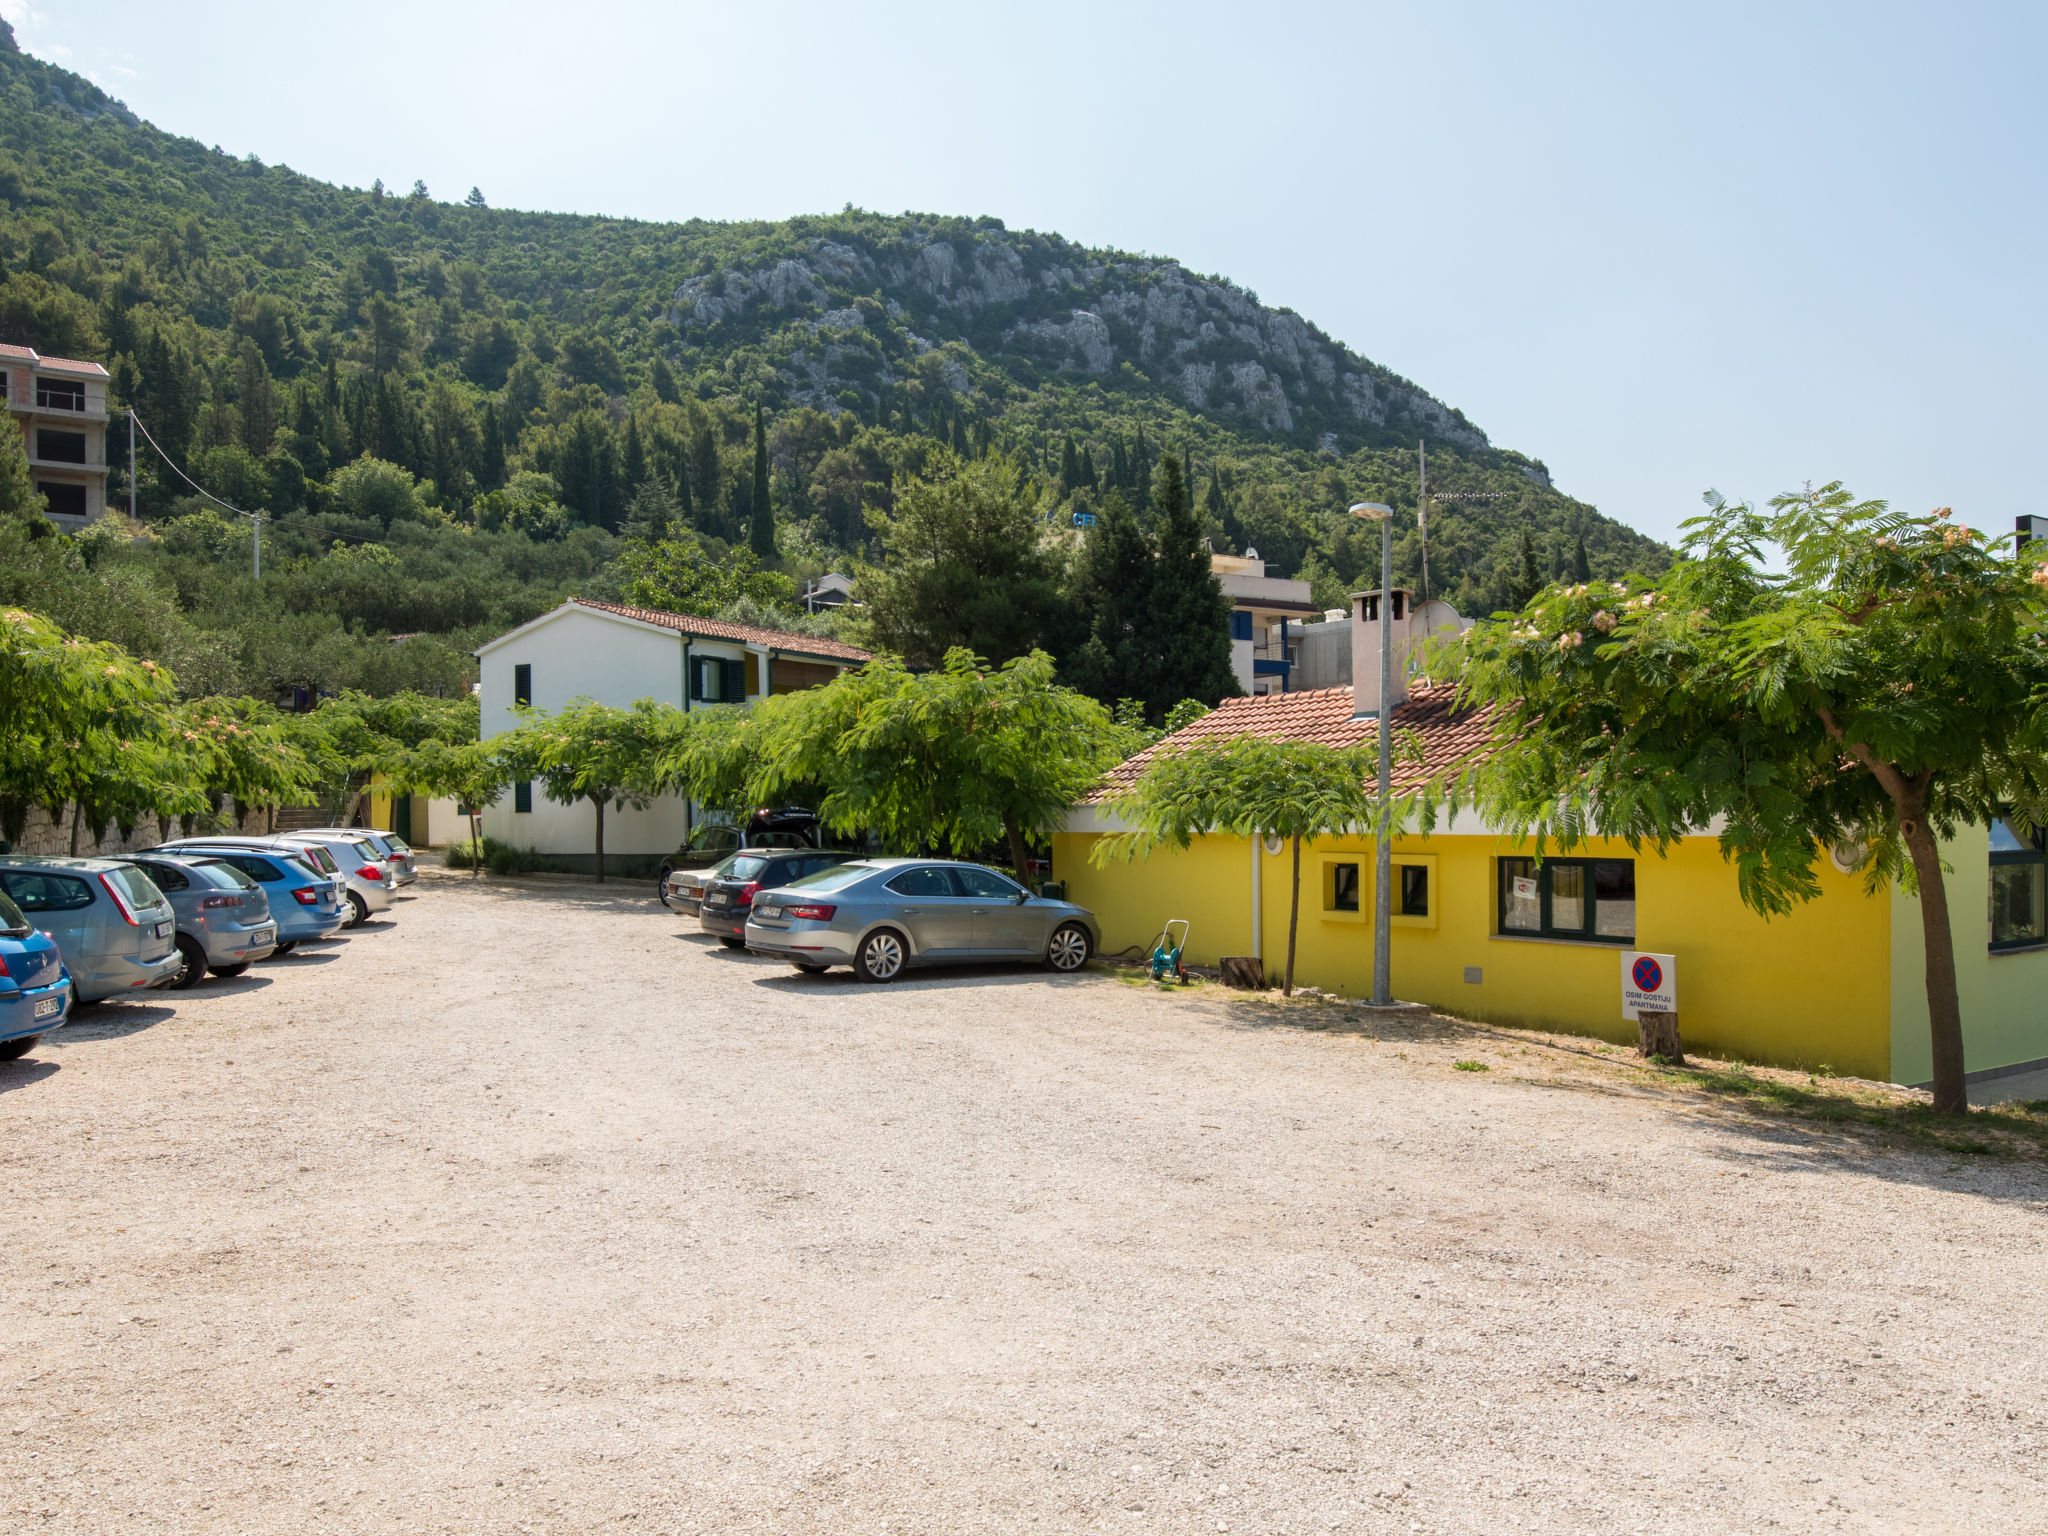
xmin=743 ymin=858 xmax=1098 ymax=982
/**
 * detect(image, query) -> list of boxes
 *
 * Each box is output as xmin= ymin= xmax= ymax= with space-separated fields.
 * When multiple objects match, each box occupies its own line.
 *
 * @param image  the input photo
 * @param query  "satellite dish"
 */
xmin=1244 ymin=546 xmax=1260 ymax=561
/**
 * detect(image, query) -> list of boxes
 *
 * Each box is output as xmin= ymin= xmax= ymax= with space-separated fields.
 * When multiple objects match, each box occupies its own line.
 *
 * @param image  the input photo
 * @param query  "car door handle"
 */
xmin=901 ymin=907 xmax=920 ymax=914
xmin=971 ymin=908 xmax=988 ymax=915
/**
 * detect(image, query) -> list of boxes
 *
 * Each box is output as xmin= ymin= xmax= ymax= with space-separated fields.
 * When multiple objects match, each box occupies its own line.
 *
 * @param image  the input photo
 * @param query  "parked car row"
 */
xmin=0 ymin=826 xmax=421 ymax=1060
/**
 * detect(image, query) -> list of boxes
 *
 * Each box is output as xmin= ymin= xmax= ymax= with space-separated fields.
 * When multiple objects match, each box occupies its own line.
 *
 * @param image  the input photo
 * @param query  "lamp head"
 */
xmin=1349 ymin=501 xmax=1393 ymax=521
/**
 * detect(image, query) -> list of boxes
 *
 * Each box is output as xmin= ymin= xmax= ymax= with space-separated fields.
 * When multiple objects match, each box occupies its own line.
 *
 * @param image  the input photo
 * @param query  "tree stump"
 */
xmin=1637 ymin=1009 xmax=1684 ymax=1064
xmin=1219 ymin=956 xmax=1264 ymax=990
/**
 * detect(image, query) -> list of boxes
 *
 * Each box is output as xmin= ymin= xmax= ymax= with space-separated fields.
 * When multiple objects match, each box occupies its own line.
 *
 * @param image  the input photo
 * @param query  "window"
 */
xmin=35 ymin=430 xmax=87 ymax=464
xmin=513 ymin=663 xmax=531 ymax=707
xmin=1400 ymin=863 xmax=1429 ymax=916
xmin=885 ymin=866 xmax=960 ymax=898
xmin=133 ymin=860 xmax=189 ymax=893
xmin=225 ymin=857 xmax=282 ymax=882
xmin=513 ymin=779 xmax=533 ymax=813
xmin=685 ymin=824 xmax=742 ymax=856
xmin=955 ymin=867 xmax=1023 ymax=900
xmin=789 ymin=863 xmax=875 ymax=892
xmin=1990 ymin=815 xmax=2046 ymax=950
xmin=0 ymin=890 xmax=27 ymax=935
xmin=36 ymin=378 xmax=84 ymax=411
xmin=37 ymin=481 xmax=86 ymax=518
xmin=693 ymin=656 xmax=750 ymax=703
xmin=1330 ymin=862 xmax=1360 ymax=912
xmin=0 ymin=871 xmax=94 ymax=911
xmin=107 ymin=866 xmax=164 ymax=907
xmin=1498 ymin=857 xmax=1635 ymax=943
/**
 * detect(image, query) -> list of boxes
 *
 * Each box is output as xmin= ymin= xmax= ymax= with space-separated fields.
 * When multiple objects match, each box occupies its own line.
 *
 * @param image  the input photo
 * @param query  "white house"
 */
xmin=473 ymin=598 xmax=871 ymax=868
xmin=1212 ymin=549 xmax=1319 ymax=695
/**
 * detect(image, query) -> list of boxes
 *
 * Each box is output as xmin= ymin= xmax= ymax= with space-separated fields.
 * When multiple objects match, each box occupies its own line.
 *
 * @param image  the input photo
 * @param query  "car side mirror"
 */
xmin=1012 ymin=890 xmax=1031 ymax=905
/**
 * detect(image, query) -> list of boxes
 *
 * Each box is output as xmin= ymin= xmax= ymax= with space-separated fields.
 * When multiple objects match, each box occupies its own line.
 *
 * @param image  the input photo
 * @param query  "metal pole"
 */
xmin=1373 ymin=510 xmax=1393 ymax=1006
xmin=128 ymin=409 xmax=137 ymax=522
xmin=252 ymin=510 xmax=261 ymax=580
xmin=1417 ymin=438 xmax=1429 ymax=606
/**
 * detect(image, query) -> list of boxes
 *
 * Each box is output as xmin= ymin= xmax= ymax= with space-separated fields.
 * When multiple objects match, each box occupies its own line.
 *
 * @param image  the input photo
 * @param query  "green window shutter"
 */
xmin=723 ymin=658 xmax=747 ymax=701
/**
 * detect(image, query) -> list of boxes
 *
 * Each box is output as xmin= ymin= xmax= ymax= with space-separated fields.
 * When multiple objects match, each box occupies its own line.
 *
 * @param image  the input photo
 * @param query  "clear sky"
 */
xmin=9 ymin=0 xmax=2042 ymax=546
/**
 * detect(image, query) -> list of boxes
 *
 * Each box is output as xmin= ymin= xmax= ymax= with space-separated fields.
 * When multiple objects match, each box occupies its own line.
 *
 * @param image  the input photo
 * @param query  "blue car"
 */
xmin=0 ymin=885 xmax=71 ymax=1060
xmin=148 ymin=842 xmax=347 ymax=953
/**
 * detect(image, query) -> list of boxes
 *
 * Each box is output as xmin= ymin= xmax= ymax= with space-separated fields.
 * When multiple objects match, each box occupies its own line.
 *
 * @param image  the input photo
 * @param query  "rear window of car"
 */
xmin=193 ymin=859 xmax=258 ymax=890
xmin=728 ymin=855 xmax=772 ymax=882
xmin=0 ymin=890 xmax=28 ymax=934
xmin=687 ymin=825 xmax=741 ymax=855
xmin=383 ymin=836 xmax=411 ymax=852
xmin=107 ymin=866 xmax=165 ymax=908
xmin=885 ymin=866 xmax=959 ymax=898
xmin=0 ymin=870 xmax=95 ymax=912
xmin=789 ymin=862 xmax=874 ymax=892
xmin=355 ymin=834 xmax=393 ymax=855
xmin=132 ymin=860 xmax=189 ymax=892
xmin=223 ymin=855 xmax=282 ymax=882
xmin=297 ymin=844 xmax=339 ymax=875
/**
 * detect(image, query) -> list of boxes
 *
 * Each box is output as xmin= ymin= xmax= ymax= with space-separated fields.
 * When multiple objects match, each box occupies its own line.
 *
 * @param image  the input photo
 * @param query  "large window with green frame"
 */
xmin=1498 ymin=857 xmax=1636 ymax=944
xmin=1990 ymin=815 xmax=2046 ymax=951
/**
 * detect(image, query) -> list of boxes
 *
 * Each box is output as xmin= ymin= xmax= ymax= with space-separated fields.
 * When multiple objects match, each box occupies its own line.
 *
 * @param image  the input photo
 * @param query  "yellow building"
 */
xmin=1054 ymin=591 xmax=2048 ymax=1089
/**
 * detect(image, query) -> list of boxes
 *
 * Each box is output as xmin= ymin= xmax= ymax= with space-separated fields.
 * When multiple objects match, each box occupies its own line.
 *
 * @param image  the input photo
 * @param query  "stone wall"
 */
xmin=4 ymin=803 xmax=329 ymax=858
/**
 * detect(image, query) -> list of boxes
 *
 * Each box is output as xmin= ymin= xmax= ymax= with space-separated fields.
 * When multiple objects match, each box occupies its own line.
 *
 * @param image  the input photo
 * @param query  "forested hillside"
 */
xmin=0 ymin=25 xmax=1668 ymax=709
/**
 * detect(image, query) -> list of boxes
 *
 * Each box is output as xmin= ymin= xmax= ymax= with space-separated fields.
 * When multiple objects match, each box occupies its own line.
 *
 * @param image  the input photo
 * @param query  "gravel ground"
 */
xmin=2 ymin=867 xmax=2045 ymax=1535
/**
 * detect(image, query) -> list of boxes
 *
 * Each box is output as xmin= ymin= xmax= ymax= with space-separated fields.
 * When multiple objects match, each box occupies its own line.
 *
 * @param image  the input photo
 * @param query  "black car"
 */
xmin=699 ymin=848 xmax=862 ymax=946
xmin=656 ymin=808 xmax=821 ymax=905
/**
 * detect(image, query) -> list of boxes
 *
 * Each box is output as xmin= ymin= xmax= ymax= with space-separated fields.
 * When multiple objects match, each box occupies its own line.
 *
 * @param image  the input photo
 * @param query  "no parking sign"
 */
xmin=1621 ymin=951 xmax=1677 ymax=1020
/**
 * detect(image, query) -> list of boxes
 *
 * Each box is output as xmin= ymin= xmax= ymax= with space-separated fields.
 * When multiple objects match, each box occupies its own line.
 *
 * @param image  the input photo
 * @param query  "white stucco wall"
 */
xmin=476 ymin=607 xmax=759 ymax=859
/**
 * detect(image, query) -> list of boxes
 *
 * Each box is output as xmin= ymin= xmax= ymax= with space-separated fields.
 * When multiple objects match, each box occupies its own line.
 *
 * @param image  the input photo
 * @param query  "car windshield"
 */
xmin=788 ymin=862 xmax=875 ymax=892
xmin=687 ymin=824 xmax=738 ymax=853
xmin=0 ymin=890 xmax=28 ymax=934
xmin=105 ymin=865 xmax=165 ymax=908
xmin=193 ymin=859 xmax=258 ymax=890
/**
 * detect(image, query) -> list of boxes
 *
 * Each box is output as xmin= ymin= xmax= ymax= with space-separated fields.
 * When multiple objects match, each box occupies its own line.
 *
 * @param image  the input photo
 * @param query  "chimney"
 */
xmin=1351 ymin=587 xmax=1415 ymax=718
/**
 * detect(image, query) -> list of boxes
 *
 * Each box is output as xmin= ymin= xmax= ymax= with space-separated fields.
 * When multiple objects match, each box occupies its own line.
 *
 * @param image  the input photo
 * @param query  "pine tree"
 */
xmin=235 ymin=339 xmax=277 ymax=457
xmin=749 ymin=402 xmax=775 ymax=559
xmin=650 ymin=356 xmax=679 ymax=405
xmin=478 ymin=402 xmax=506 ymax=490
xmin=1572 ymin=533 xmax=1591 ymax=584
xmin=1143 ymin=451 xmax=1240 ymax=715
xmin=1059 ymin=433 xmax=1081 ymax=495
xmin=1063 ymin=491 xmax=1154 ymax=706
xmin=1134 ymin=426 xmax=1152 ymax=508
xmin=1110 ymin=437 xmax=1128 ymax=492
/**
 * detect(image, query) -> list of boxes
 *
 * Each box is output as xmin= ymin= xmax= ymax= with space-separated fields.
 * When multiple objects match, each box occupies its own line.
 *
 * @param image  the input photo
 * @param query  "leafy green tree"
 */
xmin=383 ymin=738 xmax=510 ymax=877
xmin=650 ymin=356 xmax=679 ymax=404
xmin=1062 ymin=490 xmax=1153 ymax=706
xmin=749 ymin=402 xmax=775 ymax=560
xmin=749 ymin=649 xmax=1126 ymax=873
xmin=614 ymin=534 xmax=791 ymax=615
xmin=496 ymin=697 xmax=673 ymax=882
xmin=330 ymin=456 xmax=422 ymax=528
xmin=1142 ymin=450 xmax=1240 ymax=716
xmin=1095 ymin=735 xmax=1402 ymax=995
xmin=234 ymin=338 xmax=277 ymax=456
xmin=1443 ymin=483 xmax=2048 ymax=1114
xmin=176 ymin=697 xmax=318 ymax=831
xmin=477 ymin=402 xmax=506 ymax=490
xmin=0 ymin=415 xmax=50 ymax=542
xmin=854 ymin=450 xmax=1064 ymax=667
xmin=553 ymin=410 xmax=619 ymax=528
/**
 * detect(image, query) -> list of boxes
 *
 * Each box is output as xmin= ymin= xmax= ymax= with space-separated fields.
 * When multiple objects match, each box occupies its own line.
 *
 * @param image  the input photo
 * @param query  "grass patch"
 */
xmin=1452 ymin=1059 xmax=1490 ymax=1072
xmin=1654 ymin=1061 xmax=2048 ymax=1157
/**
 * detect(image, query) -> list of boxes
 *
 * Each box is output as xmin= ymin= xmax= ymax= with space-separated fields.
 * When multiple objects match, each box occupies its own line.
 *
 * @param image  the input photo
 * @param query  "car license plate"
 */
xmin=252 ymin=929 xmax=273 ymax=946
xmin=756 ymin=904 xmax=781 ymax=919
xmin=33 ymin=996 xmax=59 ymax=1019
xmin=706 ymin=894 xmax=728 ymax=907
xmin=153 ymin=921 xmax=171 ymax=939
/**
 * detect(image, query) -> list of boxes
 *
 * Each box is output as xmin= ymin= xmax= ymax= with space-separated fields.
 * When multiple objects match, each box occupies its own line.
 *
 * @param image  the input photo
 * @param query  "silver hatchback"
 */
xmin=0 ymin=857 xmax=181 ymax=1002
xmin=744 ymin=859 xmax=1099 ymax=982
xmin=122 ymin=853 xmax=278 ymax=988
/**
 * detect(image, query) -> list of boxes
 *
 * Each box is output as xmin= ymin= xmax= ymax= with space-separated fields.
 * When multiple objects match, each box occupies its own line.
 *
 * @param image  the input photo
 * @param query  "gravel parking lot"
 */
xmin=2 ymin=867 xmax=2044 ymax=1534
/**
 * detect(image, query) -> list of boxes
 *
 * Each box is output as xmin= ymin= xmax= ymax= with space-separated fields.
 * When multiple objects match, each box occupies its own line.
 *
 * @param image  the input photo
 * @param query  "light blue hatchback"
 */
xmin=0 ymin=858 xmax=180 ymax=1003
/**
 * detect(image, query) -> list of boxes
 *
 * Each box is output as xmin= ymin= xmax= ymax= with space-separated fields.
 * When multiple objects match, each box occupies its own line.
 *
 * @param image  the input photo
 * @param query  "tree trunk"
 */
xmin=469 ymin=812 xmax=483 ymax=879
xmin=593 ymin=795 xmax=607 ymax=884
xmin=1003 ymin=811 xmax=1032 ymax=887
xmin=1901 ymin=814 xmax=1968 ymax=1113
xmin=1637 ymin=1010 xmax=1684 ymax=1063
xmin=68 ymin=801 xmax=81 ymax=856
xmin=1284 ymin=833 xmax=1302 ymax=997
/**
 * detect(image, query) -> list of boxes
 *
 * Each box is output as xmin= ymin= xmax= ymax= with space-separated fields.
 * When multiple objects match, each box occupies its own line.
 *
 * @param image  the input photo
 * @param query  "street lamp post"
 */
xmin=1350 ymin=500 xmax=1395 ymax=1006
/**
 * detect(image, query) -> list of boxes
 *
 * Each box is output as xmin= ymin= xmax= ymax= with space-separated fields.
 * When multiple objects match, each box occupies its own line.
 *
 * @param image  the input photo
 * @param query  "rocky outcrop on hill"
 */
xmin=667 ymin=226 xmax=1486 ymax=453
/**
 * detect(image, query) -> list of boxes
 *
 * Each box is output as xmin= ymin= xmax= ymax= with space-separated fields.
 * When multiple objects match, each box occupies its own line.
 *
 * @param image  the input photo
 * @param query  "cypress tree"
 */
xmin=478 ymin=402 xmax=506 ymax=490
xmin=1134 ymin=426 xmax=1152 ymax=508
xmin=1110 ymin=437 xmax=1128 ymax=492
xmin=1572 ymin=533 xmax=1592 ymax=584
xmin=1059 ymin=433 xmax=1081 ymax=494
xmin=1080 ymin=444 xmax=1098 ymax=490
xmin=1143 ymin=451 xmax=1239 ymax=714
xmin=1063 ymin=490 xmax=1154 ymax=705
xmin=749 ymin=402 xmax=775 ymax=559
xmin=622 ymin=414 xmax=648 ymax=495
xmin=650 ymin=355 xmax=679 ymax=404
xmin=1510 ymin=527 xmax=1541 ymax=607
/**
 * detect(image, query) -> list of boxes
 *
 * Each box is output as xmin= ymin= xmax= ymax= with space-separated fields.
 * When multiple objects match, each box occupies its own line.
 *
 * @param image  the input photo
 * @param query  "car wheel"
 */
xmin=854 ymin=928 xmax=907 ymax=983
xmin=0 ymin=1035 xmax=39 ymax=1060
xmin=791 ymin=961 xmax=829 ymax=975
xmin=271 ymin=941 xmax=296 ymax=956
xmin=719 ymin=936 xmax=746 ymax=949
xmin=209 ymin=961 xmax=251 ymax=979
xmin=656 ymin=860 xmax=676 ymax=908
xmin=169 ymin=935 xmax=208 ymax=990
xmin=346 ymin=891 xmax=369 ymax=927
xmin=1046 ymin=922 xmax=1092 ymax=973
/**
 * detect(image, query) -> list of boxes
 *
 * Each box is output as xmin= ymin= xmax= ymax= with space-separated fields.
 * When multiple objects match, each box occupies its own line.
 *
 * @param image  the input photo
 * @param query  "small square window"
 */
xmin=1399 ymin=863 xmax=1429 ymax=916
xmin=1331 ymin=862 xmax=1360 ymax=912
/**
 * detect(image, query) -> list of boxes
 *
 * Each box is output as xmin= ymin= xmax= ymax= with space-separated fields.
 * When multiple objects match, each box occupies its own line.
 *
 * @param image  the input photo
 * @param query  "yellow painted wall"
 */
xmin=1888 ymin=824 xmax=2048 ymax=1084
xmin=1054 ymin=829 xmax=1896 ymax=1080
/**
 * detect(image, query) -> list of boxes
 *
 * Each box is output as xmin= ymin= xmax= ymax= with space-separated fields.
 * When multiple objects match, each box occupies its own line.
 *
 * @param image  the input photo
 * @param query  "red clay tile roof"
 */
xmin=34 ymin=356 xmax=108 ymax=378
xmin=1084 ymin=683 xmax=1500 ymax=803
xmin=0 ymin=344 xmax=35 ymax=362
xmin=567 ymin=597 xmax=873 ymax=663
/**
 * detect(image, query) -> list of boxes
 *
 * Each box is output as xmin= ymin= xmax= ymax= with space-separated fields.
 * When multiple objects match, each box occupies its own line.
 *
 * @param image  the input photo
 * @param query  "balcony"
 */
xmin=4 ymin=387 xmax=107 ymax=421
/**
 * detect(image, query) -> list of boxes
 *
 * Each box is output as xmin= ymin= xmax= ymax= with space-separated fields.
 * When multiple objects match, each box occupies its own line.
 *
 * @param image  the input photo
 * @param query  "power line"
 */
xmin=126 ymin=407 xmax=264 ymax=577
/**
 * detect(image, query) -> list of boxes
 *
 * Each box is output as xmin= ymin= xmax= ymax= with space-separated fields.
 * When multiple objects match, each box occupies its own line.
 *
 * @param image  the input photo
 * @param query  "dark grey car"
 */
xmin=124 ymin=853 xmax=278 ymax=989
xmin=743 ymin=858 xmax=1098 ymax=982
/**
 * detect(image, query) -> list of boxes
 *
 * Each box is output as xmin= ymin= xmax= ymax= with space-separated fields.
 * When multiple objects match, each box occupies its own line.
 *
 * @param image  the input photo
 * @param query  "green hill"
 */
xmin=0 ymin=24 xmax=1667 ymax=700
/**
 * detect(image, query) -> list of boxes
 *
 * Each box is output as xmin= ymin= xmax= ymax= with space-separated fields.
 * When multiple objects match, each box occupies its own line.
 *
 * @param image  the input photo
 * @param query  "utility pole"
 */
xmin=128 ymin=409 xmax=137 ymax=522
xmin=1349 ymin=500 xmax=1396 ymax=1007
xmin=1417 ymin=439 xmax=1429 ymax=606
